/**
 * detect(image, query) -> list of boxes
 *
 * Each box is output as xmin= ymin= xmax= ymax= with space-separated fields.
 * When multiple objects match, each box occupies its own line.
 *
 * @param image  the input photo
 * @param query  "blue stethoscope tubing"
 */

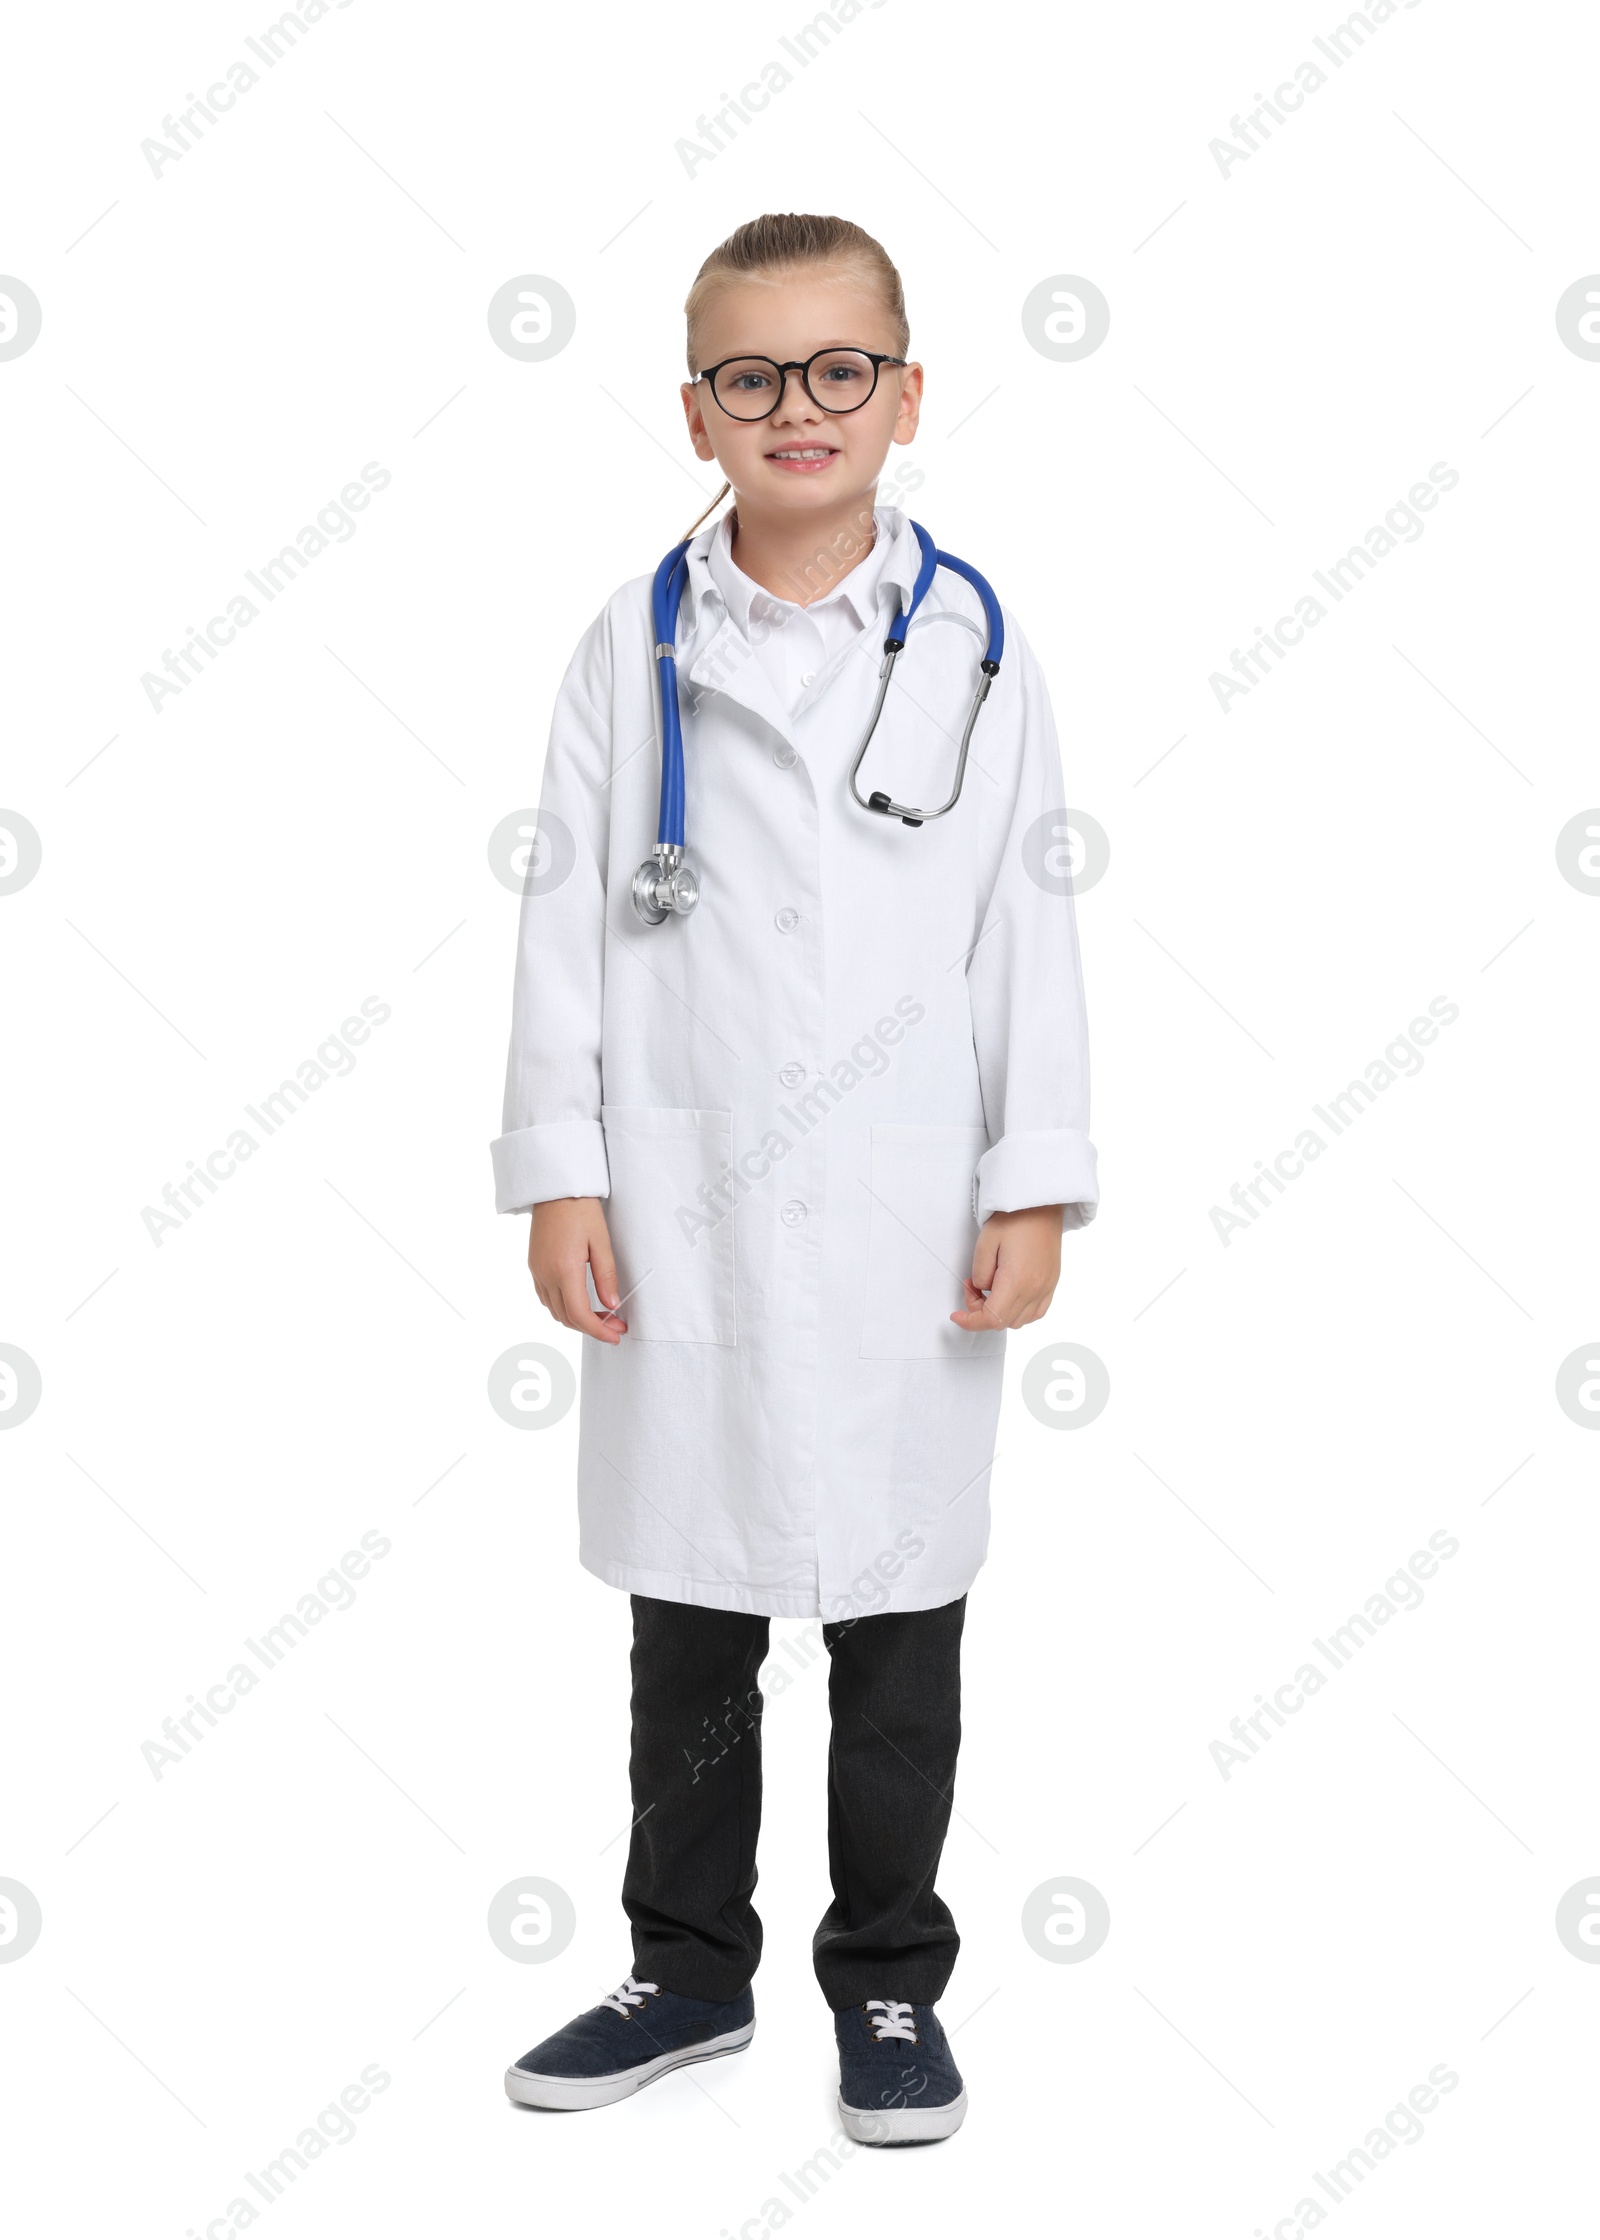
xmin=650 ymin=540 xmax=695 ymax=848
xmin=632 ymin=520 xmax=1003 ymax=923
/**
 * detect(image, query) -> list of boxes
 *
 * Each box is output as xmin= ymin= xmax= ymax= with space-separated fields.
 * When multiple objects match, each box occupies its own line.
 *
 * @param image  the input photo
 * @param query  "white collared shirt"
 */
xmin=704 ymin=507 xmax=907 ymax=713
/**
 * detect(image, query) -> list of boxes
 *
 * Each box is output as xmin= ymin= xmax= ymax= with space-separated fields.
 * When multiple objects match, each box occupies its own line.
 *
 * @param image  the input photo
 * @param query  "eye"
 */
xmin=808 ymin=350 xmax=876 ymax=397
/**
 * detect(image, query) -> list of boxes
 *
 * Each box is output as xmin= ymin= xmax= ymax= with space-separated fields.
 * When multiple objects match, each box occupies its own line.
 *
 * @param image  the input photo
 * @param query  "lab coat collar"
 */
xmin=679 ymin=504 xmax=922 ymax=749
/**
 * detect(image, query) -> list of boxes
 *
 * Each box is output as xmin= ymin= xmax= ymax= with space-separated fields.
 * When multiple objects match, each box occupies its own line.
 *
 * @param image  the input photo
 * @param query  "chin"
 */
xmin=761 ymin=466 xmax=863 ymax=497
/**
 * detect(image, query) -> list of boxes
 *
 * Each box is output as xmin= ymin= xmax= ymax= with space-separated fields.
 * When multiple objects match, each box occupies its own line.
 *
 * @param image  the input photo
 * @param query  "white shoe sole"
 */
xmin=505 ymin=2021 xmax=755 ymax=2111
xmin=838 ymin=2086 xmax=968 ymax=2145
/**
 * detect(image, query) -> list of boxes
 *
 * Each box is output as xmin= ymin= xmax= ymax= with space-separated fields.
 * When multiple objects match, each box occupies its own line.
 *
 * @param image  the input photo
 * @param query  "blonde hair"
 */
xmin=681 ymin=213 xmax=910 ymax=540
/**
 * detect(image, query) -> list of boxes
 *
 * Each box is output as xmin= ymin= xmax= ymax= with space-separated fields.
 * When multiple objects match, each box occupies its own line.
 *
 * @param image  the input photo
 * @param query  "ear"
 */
xmin=890 ymin=362 xmax=924 ymax=446
xmin=681 ymin=381 xmax=718 ymax=463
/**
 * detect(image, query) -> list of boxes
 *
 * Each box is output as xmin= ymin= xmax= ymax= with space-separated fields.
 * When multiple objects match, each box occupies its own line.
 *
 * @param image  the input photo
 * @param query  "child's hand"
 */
xmin=950 ymin=1205 xmax=1065 ymax=1332
xmin=528 ymin=1197 xmax=627 ymax=1344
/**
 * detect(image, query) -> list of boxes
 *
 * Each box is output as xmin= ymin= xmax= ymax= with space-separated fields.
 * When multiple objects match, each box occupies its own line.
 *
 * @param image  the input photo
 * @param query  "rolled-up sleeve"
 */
xmin=967 ymin=622 xmax=1099 ymax=1232
xmin=490 ymin=629 xmax=614 ymax=1215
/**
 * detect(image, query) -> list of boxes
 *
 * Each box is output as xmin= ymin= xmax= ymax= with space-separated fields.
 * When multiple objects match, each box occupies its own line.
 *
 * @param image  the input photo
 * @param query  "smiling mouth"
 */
xmin=766 ymin=446 xmax=839 ymax=460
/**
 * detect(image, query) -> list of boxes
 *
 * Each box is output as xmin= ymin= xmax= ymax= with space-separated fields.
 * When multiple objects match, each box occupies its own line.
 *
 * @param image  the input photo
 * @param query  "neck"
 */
xmin=728 ymin=493 xmax=879 ymax=608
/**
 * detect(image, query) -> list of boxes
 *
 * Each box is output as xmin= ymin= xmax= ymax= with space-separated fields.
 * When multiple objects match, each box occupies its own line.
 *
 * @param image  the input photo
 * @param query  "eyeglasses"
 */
xmin=692 ymin=347 xmax=907 ymax=423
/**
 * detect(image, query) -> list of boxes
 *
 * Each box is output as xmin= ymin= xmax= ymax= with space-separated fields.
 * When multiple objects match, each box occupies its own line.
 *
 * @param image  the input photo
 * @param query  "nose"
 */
xmin=770 ymin=365 xmax=824 ymax=421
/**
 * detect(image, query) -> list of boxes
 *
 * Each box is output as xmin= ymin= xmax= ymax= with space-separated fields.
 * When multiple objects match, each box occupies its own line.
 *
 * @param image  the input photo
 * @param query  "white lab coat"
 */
xmin=492 ymin=505 xmax=1097 ymax=1619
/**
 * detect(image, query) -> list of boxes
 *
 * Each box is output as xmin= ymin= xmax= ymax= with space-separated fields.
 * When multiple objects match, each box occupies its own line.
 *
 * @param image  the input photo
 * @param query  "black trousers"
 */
xmin=622 ymin=1592 xmax=966 ymax=2010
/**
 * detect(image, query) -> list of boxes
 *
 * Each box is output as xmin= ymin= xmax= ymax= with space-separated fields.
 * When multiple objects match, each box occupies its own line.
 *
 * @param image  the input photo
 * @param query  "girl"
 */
xmin=492 ymin=213 xmax=1097 ymax=2143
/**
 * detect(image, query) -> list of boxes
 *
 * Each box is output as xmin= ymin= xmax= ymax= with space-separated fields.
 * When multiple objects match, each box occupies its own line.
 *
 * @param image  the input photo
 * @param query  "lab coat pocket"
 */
xmin=599 ymin=1106 xmax=736 ymax=1346
xmin=860 ymin=1124 xmax=1004 ymax=1360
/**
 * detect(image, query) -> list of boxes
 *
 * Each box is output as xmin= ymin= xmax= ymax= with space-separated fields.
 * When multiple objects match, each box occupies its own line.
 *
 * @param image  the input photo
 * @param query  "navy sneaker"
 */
xmin=505 ymin=1974 xmax=755 ymax=2110
xmin=835 ymin=1999 xmax=967 ymax=2144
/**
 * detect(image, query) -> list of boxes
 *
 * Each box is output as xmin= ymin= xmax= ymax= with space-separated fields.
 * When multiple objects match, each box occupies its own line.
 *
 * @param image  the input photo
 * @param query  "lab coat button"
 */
xmin=781 ymin=1200 xmax=807 ymax=1227
xmin=775 ymin=906 xmax=800 ymax=933
xmin=772 ymin=745 xmax=797 ymax=769
xmin=800 ymin=670 xmax=817 ymax=687
xmin=779 ymin=1062 xmax=805 ymax=1088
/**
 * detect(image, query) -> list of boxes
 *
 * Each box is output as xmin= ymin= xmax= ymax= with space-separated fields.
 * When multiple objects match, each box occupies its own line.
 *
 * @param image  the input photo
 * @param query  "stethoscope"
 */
xmin=631 ymin=520 xmax=1005 ymax=926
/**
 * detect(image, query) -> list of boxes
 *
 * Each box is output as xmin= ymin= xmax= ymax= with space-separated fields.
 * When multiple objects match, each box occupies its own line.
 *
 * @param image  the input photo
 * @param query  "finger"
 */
xmin=959 ymin=1261 xmax=1029 ymax=1328
xmin=573 ymin=1257 xmax=628 ymax=1335
xmin=542 ymin=1266 xmax=583 ymax=1330
xmin=590 ymin=1238 xmax=621 ymax=1314
xmin=557 ymin=1275 xmax=626 ymax=1343
xmin=970 ymin=1229 xmax=1000 ymax=1292
xmin=951 ymin=1282 xmax=1008 ymax=1329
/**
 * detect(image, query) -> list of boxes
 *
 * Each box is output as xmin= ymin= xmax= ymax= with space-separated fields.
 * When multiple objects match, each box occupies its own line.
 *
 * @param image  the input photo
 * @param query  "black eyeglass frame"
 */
xmin=691 ymin=348 xmax=909 ymax=422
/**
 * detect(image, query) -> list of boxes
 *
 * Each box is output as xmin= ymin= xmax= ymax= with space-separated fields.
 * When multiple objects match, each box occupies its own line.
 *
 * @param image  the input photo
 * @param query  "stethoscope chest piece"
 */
xmin=631 ymin=842 xmax=700 ymax=925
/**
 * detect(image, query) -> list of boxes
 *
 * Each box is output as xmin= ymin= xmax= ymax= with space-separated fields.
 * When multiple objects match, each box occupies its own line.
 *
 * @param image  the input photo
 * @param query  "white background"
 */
xmin=3 ymin=0 xmax=1597 ymax=2233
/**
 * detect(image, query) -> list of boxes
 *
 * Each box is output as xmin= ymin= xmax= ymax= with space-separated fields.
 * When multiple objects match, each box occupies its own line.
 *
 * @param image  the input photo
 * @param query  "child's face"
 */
xmin=681 ymin=270 xmax=921 ymax=525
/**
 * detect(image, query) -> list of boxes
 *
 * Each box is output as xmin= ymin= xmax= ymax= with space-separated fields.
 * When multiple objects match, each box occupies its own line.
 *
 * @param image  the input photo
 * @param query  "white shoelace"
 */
xmin=864 ymin=1999 xmax=918 ymax=2043
xmin=600 ymin=1975 xmax=660 ymax=2017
